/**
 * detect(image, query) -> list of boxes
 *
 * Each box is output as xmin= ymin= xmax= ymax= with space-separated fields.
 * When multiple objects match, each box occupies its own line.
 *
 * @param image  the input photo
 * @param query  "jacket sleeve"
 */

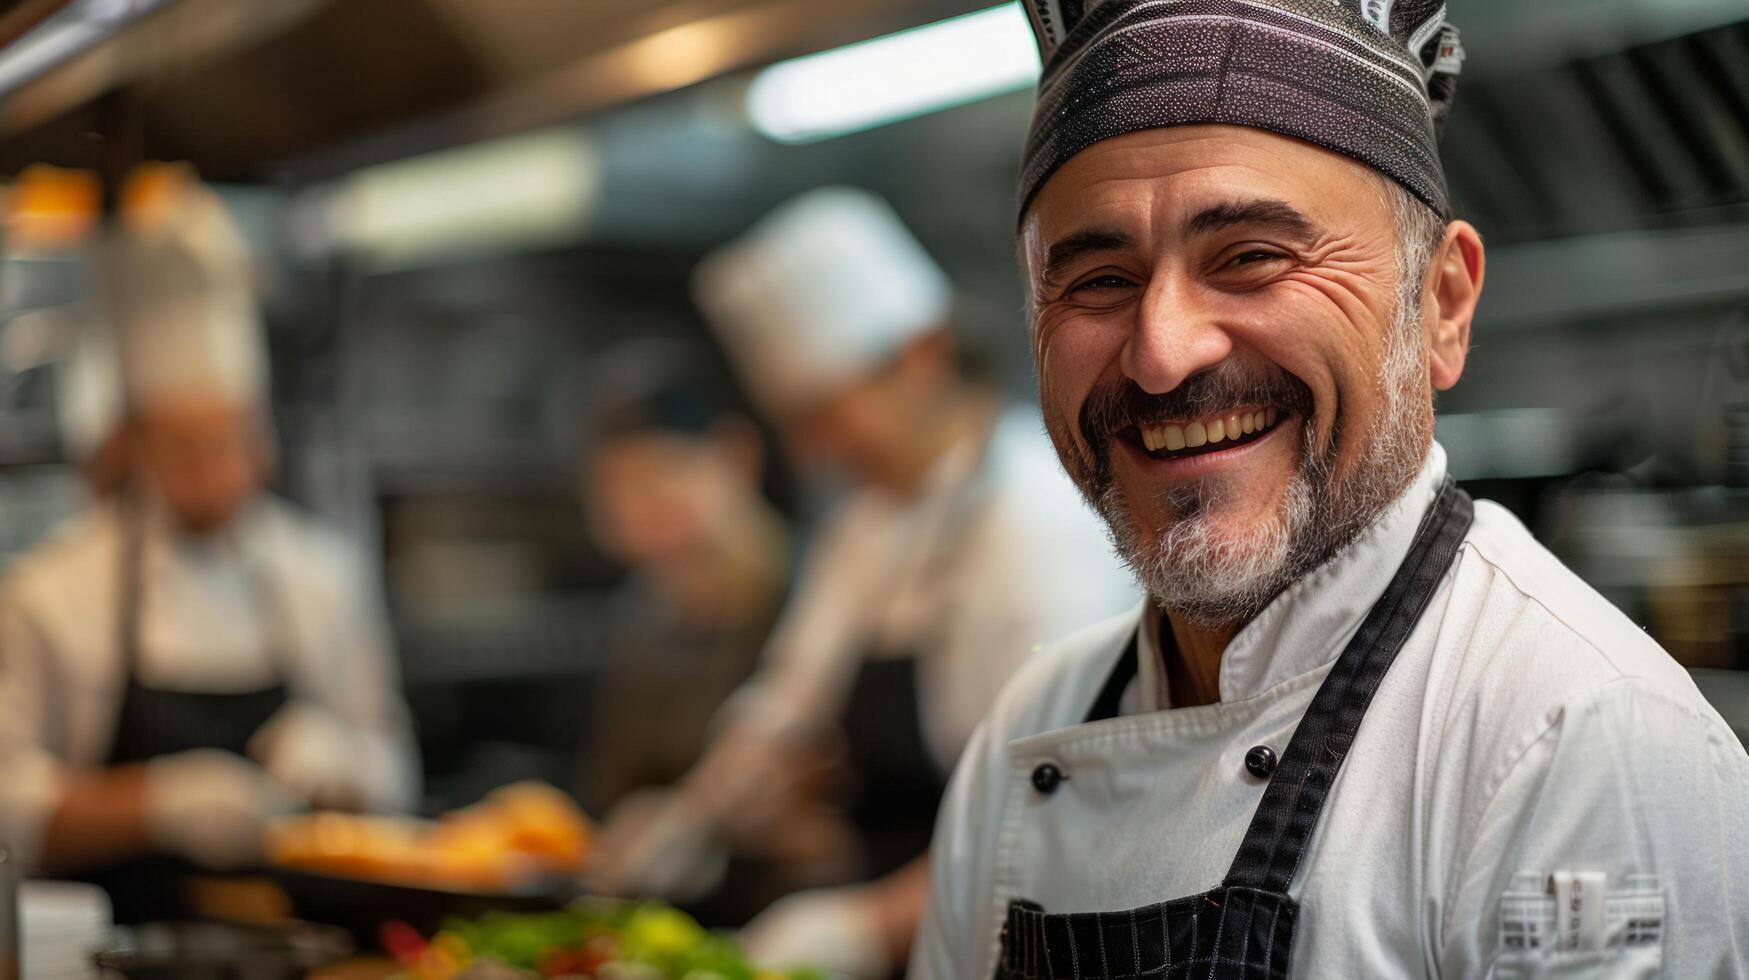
xmin=288 ymin=533 xmax=421 ymax=812
xmin=1437 ymin=678 xmax=1749 ymax=978
xmin=0 ymin=586 xmax=70 ymax=871
xmin=729 ymin=502 xmax=882 ymax=736
xmin=910 ymin=715 xmax=1000 ymax=979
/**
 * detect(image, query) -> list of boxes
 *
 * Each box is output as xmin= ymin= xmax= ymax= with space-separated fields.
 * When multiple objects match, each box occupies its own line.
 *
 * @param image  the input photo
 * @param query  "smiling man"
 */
xmin=911 ymin=1 xmax=1749 ymax=977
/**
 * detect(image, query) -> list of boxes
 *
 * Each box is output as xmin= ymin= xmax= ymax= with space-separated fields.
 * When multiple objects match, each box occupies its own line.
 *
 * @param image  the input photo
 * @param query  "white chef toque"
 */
xmin=692 ymin=187 xmax=952 ymax=418
xmin=103 ymin=178 xmax=267 ymax=413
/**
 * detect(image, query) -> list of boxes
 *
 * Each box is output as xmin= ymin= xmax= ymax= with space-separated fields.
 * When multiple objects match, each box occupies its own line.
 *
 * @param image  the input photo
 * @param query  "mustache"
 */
xmin=1077 ymin=362 xmax=1315 ymax=468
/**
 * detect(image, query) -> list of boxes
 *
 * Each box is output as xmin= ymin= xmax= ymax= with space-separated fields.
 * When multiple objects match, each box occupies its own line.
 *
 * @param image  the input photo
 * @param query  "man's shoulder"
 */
xmin=1411 ymin=504 xmax=1749 ymax=978
xmin=0 ymin=504 xmax=119 ymax=609
xmin=1449 ymin=498 xmax=1691 ymax=692
xmin=248 ymin=496 xmax=371 ymax=585
xmin=1417 ymin=497 xmax=1729 ymax=801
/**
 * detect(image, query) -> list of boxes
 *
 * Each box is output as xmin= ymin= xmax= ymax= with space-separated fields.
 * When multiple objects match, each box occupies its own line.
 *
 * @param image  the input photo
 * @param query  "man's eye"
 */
xmin=1070 ymin=274 xmax=1135 ymax=294
xmin=1227 ymin=249 xmax=1285 ymax=268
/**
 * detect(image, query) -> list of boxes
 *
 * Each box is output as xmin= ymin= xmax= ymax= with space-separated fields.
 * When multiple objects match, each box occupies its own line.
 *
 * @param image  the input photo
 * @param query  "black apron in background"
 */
xmin=995 ymin=478 xmax=1473 ymax=979
xmin=79 ymin=495 xmax=289 ymax=924
xmin=682 ymin=418 xmax=1001 ymax=929
xmin=838 ymin=421 xmax=1006 ymax=885
xmin=840 ymin=652 xmax=945 ymax=882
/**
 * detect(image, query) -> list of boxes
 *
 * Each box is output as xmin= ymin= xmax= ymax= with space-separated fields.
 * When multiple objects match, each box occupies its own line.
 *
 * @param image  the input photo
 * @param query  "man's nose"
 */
xmin=1121 ymin=276 xmax=1233 ymax=395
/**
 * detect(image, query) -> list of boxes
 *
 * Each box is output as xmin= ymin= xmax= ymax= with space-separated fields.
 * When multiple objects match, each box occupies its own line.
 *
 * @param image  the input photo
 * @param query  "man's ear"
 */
xmin=1427 ymin=220 xmax=1484 ymax=391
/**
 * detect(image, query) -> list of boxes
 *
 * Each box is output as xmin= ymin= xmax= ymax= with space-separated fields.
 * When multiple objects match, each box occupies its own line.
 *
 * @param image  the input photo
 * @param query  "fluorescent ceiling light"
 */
xmin=321 ymin=129 xmax=601 ymax=270
xmin=747 ymin=3 xmax=1039 ymax=144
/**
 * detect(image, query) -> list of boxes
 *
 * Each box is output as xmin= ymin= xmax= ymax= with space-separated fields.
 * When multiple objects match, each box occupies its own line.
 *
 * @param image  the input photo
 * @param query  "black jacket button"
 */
xmin=1031 ymin=763 xmax=1065 ymax=795
xmin=1245 ymin=745 xmax=1278 ymax=780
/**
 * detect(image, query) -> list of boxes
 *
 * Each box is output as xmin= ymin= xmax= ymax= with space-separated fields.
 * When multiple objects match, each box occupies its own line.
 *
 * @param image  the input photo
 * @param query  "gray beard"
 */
xmin=1096 ymin=302 xmax=1432 ymax=629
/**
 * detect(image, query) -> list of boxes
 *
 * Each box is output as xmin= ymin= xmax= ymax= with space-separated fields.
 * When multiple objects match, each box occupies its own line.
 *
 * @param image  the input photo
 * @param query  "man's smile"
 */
xmin=1128 ymin=404 xmax=1282 ymax=456
xmin=1112 ymin=404 xmax=1296 ymax=476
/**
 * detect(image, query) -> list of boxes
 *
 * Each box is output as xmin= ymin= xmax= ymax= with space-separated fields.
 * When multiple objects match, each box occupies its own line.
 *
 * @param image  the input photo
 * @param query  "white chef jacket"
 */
xmin=914 ymin=442 xmax=1749 ymax=978
xmin=0 ymin=493 xmax=420 ymax=870
xmin=736 ymin=405 xmax=1139 ymax=773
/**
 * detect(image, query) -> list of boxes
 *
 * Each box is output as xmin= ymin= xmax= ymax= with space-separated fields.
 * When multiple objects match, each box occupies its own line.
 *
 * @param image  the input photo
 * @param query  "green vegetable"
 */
xmin=427 ymin=901 xmax=822 ymax=980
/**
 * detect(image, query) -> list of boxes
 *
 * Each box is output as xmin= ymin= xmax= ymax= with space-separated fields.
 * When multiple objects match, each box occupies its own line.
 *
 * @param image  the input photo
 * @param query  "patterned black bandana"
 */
xmin=1019 ymin=0 xmax=1464 ymax=222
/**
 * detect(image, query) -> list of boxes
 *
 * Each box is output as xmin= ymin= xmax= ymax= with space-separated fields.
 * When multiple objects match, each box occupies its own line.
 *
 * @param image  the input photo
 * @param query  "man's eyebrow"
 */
xmin=1038 ymin=228 xmax=1135 ymax=287
xmin=1186 ymin=198 xmax=1320 ymax=243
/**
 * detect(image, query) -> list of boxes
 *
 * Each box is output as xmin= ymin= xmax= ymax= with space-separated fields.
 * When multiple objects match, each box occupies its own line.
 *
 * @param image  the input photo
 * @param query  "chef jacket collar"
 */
xmin=135 ymin=486 xmax=272 ymax=569
xmin=1134 ymin=441 xmax=1449 ymax=709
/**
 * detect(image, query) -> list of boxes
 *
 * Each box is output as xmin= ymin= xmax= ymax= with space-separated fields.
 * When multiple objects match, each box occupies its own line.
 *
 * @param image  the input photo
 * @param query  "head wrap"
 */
xmin=1018 ymin=0 xmax=1465 ymax=222
xmin=692 ymin=187 xmax=952 ymax=418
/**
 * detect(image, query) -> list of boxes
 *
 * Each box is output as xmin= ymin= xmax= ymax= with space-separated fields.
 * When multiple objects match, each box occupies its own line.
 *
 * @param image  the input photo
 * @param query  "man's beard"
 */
xmin=1044 ymin=302 xmax=1433 ymax=628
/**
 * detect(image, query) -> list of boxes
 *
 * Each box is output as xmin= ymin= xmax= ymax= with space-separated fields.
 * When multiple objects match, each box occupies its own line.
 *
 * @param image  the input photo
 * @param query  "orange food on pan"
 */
xmin=266 ymin=781 xmax=593 ymax=892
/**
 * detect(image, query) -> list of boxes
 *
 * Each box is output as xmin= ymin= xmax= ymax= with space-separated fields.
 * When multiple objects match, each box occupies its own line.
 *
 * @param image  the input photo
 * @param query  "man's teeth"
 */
xmin=1140 ymin=407 xmax=1279 ymax=454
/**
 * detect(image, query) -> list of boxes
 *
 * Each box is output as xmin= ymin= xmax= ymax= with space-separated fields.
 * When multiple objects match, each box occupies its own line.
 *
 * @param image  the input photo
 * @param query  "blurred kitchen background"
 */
xmin=0 ymin=0 xmax=1745 ymax=812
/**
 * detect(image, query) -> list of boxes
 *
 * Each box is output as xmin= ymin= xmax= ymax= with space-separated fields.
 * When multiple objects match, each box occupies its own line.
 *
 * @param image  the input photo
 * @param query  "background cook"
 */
xmin=0 ymin=171 xmax=420 ymax=921
xmin=591 ymin=187 xmax=1137 ymax=977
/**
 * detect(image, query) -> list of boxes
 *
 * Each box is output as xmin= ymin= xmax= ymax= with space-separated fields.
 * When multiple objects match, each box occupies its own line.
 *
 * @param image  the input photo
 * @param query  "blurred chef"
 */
xmin=591 ymin=188 xmax=1137 ymax=976
xmin=0 ymin=172 xmax=419 ymax=922
xmin=576 ymin=342 xmax=791 ymax=811
xmin=578 ymin=345 xmax=867 ymax=912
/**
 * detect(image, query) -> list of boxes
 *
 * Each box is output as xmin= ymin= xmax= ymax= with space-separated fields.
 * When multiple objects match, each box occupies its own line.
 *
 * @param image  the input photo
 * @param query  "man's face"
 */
xmin=1023 ymin=125 xmax=1440 ymax=623
xmin=587 ymin=431 xmax=745 ymax=571
xmin=787 ymin=372 xmax=901 ymax=484
xmin=783 ymin=337 xmax=949 ymax=489
xmin=134 ymin=395 xmax=267 ymax=535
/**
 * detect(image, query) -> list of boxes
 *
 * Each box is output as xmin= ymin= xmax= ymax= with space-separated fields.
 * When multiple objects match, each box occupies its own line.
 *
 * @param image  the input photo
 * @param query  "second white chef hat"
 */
xmin=692 ymin=187 xmax=952 ymax=418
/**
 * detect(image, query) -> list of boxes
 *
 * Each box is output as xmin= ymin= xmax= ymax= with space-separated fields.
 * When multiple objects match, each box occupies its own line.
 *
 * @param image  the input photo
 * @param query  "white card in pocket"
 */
xmin=1496 ymin=870 xmax=1664 ymax=977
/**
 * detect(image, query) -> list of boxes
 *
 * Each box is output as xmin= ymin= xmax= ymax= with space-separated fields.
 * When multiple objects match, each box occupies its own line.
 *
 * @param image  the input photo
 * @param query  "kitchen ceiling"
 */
xmin=0 ymin=0 xmax=979 ymax=180
xmin=0 ymin=0 xmax=1740 ymax=247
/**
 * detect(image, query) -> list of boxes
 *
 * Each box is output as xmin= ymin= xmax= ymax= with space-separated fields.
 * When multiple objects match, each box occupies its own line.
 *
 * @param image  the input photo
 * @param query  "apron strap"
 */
xmin=116 ymin=489 xmax=148 ymax=678
xmin=1222 ymin=477 xmax=1473 ymax=895
xmin=1083 ymin=634 xmax=1139 ymax=724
